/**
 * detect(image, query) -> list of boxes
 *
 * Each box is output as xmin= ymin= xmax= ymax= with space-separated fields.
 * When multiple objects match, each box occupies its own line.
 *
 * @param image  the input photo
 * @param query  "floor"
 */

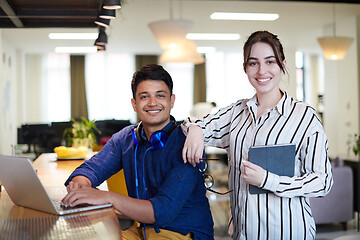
xmin=315 ymin=218 xmax=360 ymax=240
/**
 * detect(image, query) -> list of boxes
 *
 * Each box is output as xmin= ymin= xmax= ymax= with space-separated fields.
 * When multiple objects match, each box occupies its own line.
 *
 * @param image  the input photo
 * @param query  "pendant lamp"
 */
xmin=99 ymin=8 xmax=116 ymax=19
xmin=148 ymin=19 xmax=193 ymax=49
xmin=159 ymin=39 xmax=205 ymax=65
xmin=150 ymin=0 xmax=203 ymax=64
xmin=317 ymin=37 xmax=353 ymax=60
xmin=95 ymin=43 xmax=105 ymax=50
xmin=317 ymin=4 xmax=353 ymax=60
xmin=95 ymin=27 xmax=107 ymax=46
xmin=95 ymin=17 xmax=110 ymax=27
xmin=148 ymin=0 xmax=194 ymax=49
xmin=103 ymin=0 xmax=121 ymax=10
xmin=97 ymin=45 xmax=106 ymax=52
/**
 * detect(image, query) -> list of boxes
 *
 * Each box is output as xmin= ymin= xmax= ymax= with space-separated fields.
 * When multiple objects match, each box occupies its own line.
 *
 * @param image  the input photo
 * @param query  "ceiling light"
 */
xmin=94 ymin=27 xmax=107 ymax=46
xmin=99 ymin=8 xmax=116 ymax=19
xmin=103 ymin=0 xmax=121 ymax=10
xmin=197 ymin=47 xmax=216 ymax=54
xmin=187 ymin=33 xmax=240 ymax=41
xmin=159 ymin=39 xmax=205 ymax=65
xmin=317 ymin=37 xmax=353 ymax=60
xmin=97 ymin=45 xmax=106 ymax=52
xmin=49 ymin=33 xmax=98 ymax=40
xmin=148 ymin=19 xmax=194 ymax=49
xmin=55 ymin=47 xmax=97 ymax=53
xmin=95 ymin=43 xmax=104 ymax=50
xmin=317 ymin=4 xmax=354 ymax=60
xmin=94 ymin=17 xmax=110 ymax=27
xmin=210 ymin=12 xmax=279 ymax=21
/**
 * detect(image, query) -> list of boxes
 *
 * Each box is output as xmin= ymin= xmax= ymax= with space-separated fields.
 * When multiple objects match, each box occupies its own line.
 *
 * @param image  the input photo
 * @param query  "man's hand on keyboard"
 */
xmin=61 ymin=187 xmax=111 ymax=208
xmin=66 ymin=176 xmax=92 ymax=193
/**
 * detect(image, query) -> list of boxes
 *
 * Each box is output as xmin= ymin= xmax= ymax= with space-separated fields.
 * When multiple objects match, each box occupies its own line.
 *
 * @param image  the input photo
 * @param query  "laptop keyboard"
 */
xmin=0 ymin=215 xmax=100 ymax=239
xmin=53 ymin=200 xmax=92 ymax=211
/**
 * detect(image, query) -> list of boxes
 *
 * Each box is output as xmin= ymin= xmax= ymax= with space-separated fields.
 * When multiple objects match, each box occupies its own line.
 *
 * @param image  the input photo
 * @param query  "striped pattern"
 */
xmin=189 ymin=92 xmax=333 ymax=240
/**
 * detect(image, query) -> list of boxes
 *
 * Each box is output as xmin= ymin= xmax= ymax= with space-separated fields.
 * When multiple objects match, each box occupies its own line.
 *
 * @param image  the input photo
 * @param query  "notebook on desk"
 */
xmin=0 ymin=155 xmax=112 ymax=215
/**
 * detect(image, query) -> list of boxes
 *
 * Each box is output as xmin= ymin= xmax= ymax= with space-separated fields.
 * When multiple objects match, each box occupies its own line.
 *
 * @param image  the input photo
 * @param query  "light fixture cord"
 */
xmin=332 ymin=3 xmax=336 ymax=37
xmin=169 ymin=0 xmax=173 ymax=20
xmin=179 ymin=0 xmax=183 ymax=19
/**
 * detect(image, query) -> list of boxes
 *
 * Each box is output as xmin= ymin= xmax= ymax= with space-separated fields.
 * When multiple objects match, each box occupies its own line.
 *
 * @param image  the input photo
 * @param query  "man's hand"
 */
xmin=66 ymin=176 xmax=91 ymax=193
xmin=61 ymin=187 xmax=111 ymax=207
xmin=242 ymin=160 xmax=266 ymax=187
xmin=182 ymin=125 xmax=204 ymax=167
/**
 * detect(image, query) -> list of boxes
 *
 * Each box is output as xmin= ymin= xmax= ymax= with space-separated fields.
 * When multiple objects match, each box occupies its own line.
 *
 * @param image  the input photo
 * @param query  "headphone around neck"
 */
xmin=131 ymin=116 xmax=177 ymax=240
xmin=131 ymin=115 xmax=177 ymax=149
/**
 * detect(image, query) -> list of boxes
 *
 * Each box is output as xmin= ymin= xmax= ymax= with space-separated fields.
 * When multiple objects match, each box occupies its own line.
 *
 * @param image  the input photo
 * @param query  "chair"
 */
xmin=107 ymin=170 xmax=137 ymax=230
xmin=107 ymin=170 xmax=128 ymax=196
xmin=310 ymin=157 xmax=354 ymax=230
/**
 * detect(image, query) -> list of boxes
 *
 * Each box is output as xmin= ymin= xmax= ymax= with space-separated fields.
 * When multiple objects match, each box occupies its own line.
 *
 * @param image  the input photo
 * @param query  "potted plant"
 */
xmin=63 ymin=117 xmax=101 ymax=148
xmin=347 ymin=133 xmax=360 ymax=157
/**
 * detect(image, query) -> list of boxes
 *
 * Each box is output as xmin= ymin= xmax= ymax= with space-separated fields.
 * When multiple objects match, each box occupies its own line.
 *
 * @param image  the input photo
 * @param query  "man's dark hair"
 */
xmin=131 ymin=64 xmax=173 ymax=98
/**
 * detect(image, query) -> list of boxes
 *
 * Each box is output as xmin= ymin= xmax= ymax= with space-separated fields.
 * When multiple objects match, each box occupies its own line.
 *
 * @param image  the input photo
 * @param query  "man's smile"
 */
xmin=145 ymin=108 xmax=162 ymax=114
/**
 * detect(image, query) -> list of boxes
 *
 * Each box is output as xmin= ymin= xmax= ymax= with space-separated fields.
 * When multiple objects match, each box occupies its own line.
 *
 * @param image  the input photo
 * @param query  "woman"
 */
xmin=182 ymin=31 xmax=333 ymax=239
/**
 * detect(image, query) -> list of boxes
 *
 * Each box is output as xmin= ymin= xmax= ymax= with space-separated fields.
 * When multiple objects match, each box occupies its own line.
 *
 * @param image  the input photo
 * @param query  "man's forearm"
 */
xmin=109 ymin=192 xmax=155 ymax=224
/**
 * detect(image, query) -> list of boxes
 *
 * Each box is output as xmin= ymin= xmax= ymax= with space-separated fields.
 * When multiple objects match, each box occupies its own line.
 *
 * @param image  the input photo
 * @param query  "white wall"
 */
xmin=323 ymin=16 xmax=359 ymax=159
xmin=0 ymin=31 xmax=44 ymax=155
xmin=24 ymin=54 xmax=44 ymax=123
xmin=0 ymin=31 xmax=18 ymax=155
xmin=16 ymin=49 xmax=25 ymax=128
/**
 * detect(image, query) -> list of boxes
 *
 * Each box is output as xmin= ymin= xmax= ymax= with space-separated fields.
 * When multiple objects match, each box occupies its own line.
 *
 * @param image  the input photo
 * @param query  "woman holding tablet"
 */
xmin=182 ymin=30 xmax=333 ymax=240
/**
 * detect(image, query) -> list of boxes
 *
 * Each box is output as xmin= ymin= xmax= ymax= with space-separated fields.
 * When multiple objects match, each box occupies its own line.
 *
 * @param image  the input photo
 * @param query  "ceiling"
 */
xmin=1 ymin=0 xmax=360 ymax=55
xmin=0 ymin=0 xmax=98 ymax=28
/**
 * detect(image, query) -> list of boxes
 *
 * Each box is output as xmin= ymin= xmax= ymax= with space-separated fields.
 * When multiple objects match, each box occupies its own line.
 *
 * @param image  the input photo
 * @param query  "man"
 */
xmin=61 ymin=64 xmax=214 ymax=240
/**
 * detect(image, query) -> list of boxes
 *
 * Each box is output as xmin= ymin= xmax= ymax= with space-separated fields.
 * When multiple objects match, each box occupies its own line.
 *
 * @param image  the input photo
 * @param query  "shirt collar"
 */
xmin=139 ymin=119 xmax=175 ymax=142
xmin=246 ymin=90 xmax=290 ymax=117
xmin=275 ymin=90 xmax=290 ymax=117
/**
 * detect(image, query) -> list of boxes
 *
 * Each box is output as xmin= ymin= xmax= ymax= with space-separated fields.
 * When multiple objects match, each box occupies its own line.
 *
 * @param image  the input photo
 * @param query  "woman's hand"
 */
xmin=182 ymin=125 xmax=204 ymax=167
xmin=242 ymin=160 xmax=266 ymax=187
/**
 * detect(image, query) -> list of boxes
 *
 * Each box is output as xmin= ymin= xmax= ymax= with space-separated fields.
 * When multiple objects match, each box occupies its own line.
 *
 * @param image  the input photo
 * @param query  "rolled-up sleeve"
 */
xmin=64 ymin=133 xmax=123 ymax=187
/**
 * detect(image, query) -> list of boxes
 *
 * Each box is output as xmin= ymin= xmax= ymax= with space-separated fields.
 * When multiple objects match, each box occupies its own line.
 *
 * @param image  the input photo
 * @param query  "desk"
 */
xmin=0 ymin=153 xmax=122 ymax=239
xmin=343 ymin=158 xmax=360 ymax=231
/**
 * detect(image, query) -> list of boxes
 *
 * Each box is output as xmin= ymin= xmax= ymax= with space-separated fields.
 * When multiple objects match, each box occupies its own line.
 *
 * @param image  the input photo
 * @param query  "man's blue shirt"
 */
xmin=65 ymin=122 xmax=214 ymax=239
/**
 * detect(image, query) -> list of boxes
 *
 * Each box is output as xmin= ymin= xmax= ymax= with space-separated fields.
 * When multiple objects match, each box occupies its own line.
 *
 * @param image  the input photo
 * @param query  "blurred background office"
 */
xmin=1 ymin=0 xmax=359 ymax=160
xmin=1 ymin=1 xmax=360 ymax=238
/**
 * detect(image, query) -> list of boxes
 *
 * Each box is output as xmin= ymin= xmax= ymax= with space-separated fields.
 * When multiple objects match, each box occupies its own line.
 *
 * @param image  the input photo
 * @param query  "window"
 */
xmin=163 ymin=62 xmax=194 ymax=121
xmin=295 ymin=51 xmax=305 ymax=101
xmin=42 ymin=53 xmax=70 ymax=122
xmin=85 ymin=53 xmax=136 ymax=122
xmin=206 ymin=52 xmax=255 ymax=108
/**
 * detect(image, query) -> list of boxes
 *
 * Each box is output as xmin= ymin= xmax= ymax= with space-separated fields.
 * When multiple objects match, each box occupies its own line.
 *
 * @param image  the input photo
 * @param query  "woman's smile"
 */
xmin=256 ymin=77 xmax=271 ymax=83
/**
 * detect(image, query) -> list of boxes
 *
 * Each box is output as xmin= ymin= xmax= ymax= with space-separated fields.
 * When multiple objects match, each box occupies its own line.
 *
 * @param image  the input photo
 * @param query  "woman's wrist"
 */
xmin=181 ymin=117 xmax=200 ymax=135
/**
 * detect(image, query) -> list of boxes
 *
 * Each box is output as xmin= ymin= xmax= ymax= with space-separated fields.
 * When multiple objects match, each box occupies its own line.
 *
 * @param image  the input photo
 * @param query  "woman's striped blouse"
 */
xmin=184 ymin=91 xmax=333 ymax=240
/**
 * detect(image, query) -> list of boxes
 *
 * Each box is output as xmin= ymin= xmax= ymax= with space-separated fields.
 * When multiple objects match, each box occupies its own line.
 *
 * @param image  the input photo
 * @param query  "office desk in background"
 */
xmin=0 ymin=153 xmax=122 ymax=239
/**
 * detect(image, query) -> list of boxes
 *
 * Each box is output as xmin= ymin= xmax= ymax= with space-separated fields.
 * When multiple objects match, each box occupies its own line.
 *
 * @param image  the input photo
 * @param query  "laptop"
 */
xmin=0 ymin=155 xmax=112 ymax=215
